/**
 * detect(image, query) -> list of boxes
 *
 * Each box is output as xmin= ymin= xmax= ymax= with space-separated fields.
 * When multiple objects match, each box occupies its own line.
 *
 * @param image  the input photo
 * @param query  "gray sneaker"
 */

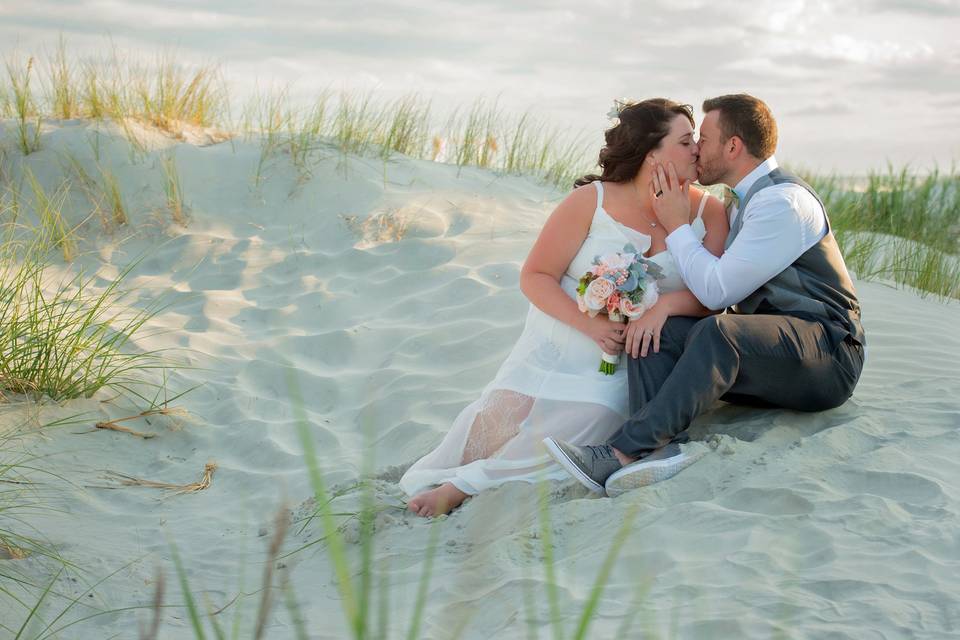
xmin=542 ymin=438 xmax=622 ymax=494
xmin=604 ymin=441 xmax=709 ymax=498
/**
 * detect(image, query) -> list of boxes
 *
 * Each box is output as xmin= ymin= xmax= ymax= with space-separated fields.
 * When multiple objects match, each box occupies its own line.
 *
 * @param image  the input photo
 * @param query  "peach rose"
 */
xmin=583 ymin=277 xmax=615 ymax=311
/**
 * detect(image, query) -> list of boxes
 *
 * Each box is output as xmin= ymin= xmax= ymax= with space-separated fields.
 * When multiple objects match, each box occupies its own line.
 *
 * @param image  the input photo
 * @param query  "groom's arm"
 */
xmin=664 ymin=187 xmax=826 ymax=310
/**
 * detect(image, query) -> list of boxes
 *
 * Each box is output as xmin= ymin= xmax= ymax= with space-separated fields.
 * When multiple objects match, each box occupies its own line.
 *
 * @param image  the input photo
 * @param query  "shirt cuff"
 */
xmin=665 ymin=223 xmax=699 ymax=256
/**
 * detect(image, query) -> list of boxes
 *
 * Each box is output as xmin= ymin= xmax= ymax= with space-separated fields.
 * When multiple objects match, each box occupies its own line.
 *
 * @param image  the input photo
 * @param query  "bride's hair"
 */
xmin=574 ymin=98 xmax=694 ymax=188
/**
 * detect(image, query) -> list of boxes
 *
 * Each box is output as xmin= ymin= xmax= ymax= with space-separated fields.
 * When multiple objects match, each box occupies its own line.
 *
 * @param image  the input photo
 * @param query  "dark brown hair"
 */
xmin=574 ymin=98 xmax=694 ymax=188
xmin=701 ymin=94 xmax=777 ymax=160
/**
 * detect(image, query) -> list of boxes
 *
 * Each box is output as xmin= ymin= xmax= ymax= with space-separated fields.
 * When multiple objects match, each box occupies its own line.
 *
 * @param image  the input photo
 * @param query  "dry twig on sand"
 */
xmin=94 ymin=406 xmax=188 ymax=439
xmin=101 ymin=461 xmax=217 ymax=496
xmin=94 ymin=422 xmax=155 ymax=439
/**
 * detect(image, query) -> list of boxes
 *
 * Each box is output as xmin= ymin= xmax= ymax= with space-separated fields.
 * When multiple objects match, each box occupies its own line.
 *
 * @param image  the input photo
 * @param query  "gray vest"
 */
xmin=724 ymin=168 xmax=865 ymax=346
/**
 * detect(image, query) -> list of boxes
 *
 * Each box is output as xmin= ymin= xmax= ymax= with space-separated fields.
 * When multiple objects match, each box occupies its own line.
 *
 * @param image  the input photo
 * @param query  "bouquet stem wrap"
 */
xmin=599 ymin=351 xmax=620 ymax=375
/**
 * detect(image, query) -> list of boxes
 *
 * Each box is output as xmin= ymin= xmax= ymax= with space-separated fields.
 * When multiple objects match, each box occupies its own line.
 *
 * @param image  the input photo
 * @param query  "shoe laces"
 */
xmin=585 ymin=444 xmax=614 ymax=460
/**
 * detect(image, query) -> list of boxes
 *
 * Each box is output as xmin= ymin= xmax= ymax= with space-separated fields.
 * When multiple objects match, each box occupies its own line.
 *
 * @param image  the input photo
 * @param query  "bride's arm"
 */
xmin=520 ymin=185 xmax=626 ymax=355
xmin=699 ymin=193 xmax=729 ymax=258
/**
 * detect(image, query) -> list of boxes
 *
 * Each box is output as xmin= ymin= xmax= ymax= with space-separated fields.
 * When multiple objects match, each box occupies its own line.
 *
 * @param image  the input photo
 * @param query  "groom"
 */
xmin=545 ymin=93 xmax=866 ymax=497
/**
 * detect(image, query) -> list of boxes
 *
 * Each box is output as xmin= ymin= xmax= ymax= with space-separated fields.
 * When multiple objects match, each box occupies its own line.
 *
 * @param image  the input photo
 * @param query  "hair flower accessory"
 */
xmin=606 ymin=98 xmax=634 ymax=121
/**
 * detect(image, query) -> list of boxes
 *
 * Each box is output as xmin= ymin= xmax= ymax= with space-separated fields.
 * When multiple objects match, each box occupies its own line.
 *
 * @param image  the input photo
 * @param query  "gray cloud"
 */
xmin=864 ymin=0 xmax=960 ymax=16
xmin=787 ymin=100 xmax=856 ymax=117
xmin=0 ymin=0 xmax=957 ymax=172
xmin=854 ymin=54 xmax=960 ymax=93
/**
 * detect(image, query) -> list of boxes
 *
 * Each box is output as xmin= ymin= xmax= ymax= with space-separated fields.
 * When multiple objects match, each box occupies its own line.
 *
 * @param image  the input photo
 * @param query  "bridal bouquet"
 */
xmin=576 ymin=244 xmax=664 ymax=375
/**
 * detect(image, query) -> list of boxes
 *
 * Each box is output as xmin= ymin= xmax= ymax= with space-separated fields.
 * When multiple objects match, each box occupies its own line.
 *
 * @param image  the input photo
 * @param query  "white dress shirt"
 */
xmin=665 ymin=156 xmax=828 ymax=311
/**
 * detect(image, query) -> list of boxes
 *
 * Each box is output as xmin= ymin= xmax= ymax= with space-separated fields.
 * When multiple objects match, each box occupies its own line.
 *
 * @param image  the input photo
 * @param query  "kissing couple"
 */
xmin=401 ymin=93 xmax=866 ymax=517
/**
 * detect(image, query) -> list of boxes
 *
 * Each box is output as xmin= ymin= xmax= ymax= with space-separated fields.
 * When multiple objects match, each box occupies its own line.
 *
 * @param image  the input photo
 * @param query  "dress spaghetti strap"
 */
xmin=694 ymin=190 xmax=709 ymax=221
xmin=594 ymin=180 xmax=604 ymax=211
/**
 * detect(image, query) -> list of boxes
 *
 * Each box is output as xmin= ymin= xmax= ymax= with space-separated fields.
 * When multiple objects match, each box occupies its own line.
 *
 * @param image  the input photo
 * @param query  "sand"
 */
xmin=1 ymin=120 xmax=959 ymax=639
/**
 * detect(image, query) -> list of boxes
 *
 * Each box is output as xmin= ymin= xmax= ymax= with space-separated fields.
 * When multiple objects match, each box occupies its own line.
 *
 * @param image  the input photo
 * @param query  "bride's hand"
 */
xmin=650 ymin=162 xmax=690 ymax=233
xmin=584 ymin=315 xmax=625 ymax=355
xmin=625 ymin=305 xmax=669 ymax=358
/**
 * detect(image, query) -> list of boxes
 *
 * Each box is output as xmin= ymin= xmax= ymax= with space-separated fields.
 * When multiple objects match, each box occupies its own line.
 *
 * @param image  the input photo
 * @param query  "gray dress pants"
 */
xmin=607 ymin=313 xmax=865 ymax=457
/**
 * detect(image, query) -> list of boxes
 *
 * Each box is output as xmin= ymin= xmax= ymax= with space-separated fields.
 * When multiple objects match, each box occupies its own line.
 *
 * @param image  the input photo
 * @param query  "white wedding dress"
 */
xmin=400 ymin=181 xmax=708 ymax=496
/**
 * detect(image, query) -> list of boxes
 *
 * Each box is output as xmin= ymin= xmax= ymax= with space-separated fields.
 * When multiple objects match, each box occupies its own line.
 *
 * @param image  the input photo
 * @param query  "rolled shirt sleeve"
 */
xmin=664 ymin=186 xmax=827 ymax=311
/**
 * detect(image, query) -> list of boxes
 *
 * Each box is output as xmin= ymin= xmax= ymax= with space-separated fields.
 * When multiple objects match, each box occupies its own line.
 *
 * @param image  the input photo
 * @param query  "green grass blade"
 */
xmin=168 ymin=538 xmax=208 ymax=640
xmin=405 ymin=516 xmax=440 ymax=640
xmin=570 ymin=501 xmax=641 ymax=640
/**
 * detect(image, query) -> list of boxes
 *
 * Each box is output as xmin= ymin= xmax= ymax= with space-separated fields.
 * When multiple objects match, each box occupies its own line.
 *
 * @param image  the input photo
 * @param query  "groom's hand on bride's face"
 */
xmin=650 ymin=162 xmax=690 ymax=234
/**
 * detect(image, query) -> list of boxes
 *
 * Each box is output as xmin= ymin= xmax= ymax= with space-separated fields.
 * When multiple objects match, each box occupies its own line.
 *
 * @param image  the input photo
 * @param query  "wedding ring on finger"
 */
xmin=655 ymin=190 xmax=663 ymax=198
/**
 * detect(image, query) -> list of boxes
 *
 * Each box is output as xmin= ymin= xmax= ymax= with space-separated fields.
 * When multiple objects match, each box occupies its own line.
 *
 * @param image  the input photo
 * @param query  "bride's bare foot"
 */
xmin=407 ymin=482 xmax=469 ymax=517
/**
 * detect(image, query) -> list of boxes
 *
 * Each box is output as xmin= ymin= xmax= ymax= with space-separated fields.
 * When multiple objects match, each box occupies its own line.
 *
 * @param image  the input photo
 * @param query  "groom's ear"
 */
xmin=726 ymin=135 xmax=745 ymax=160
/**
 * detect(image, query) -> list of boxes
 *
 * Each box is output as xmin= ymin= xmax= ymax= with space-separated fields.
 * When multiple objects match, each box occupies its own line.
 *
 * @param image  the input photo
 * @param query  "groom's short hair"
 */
xmin=702 ymin=94 xmax=777 ymax=160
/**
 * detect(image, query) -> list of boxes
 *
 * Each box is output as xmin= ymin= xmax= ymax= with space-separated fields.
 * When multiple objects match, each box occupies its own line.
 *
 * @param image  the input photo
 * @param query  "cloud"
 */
xmin=770 ymin=34 xmax=936 ymax=66
xmin=863 ymin=0 xmax=960 ymax=16
xmin=854 ymin=51 xmax=960 ymax=93
xmin=0 ymin=0 xmax=956 ymax=171
xmin=786 ymin=99 xmax=855 ymax=117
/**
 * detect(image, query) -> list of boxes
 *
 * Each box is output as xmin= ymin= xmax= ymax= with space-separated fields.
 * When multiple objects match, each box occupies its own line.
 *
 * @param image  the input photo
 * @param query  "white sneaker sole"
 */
xmin=542 ymin=437 xmax=606 ymax=495
xmin=604 ymin=443 xmax=708 ymax=498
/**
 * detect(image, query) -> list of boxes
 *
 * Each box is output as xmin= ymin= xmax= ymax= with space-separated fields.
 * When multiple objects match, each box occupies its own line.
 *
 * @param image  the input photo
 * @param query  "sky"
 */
xmin=2 ymin=0 xmax=959 ymax=173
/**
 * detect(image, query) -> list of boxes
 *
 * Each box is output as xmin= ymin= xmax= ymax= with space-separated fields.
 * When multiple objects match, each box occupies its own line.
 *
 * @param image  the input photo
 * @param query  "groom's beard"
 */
xmin=696 ymin=160 xmax=724 ymax=186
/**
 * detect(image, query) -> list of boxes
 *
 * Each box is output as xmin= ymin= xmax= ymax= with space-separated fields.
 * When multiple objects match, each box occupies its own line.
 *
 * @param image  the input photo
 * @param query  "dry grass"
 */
xmin=5 ymin=53 xmax=43 ymax=155
xmin=0 ymin=540 xmax=30 ymax=560
xmin=253 ymin=507 xmax=291 ymax=640
xmin=134 ymin=53 xmax=227 ymax=132
xmin=45 ymin=36 xmax=79 ymax=120
xmin=94 ymin=421 xmax=155 ymax=439
xmin=94 ymin=406 xmax=188 ymax=439
xmin=160 ymin=151 xmax=187 ymax=225
xmin=102 ymin=461 xmax=217 ymax=495
xmin=341 ymin=209 xmax=412 ymax=246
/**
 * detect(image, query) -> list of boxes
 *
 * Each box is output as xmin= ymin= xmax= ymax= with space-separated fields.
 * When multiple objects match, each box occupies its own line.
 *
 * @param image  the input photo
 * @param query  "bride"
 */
xmin=401 ymin=98 xmax=729 ymax=516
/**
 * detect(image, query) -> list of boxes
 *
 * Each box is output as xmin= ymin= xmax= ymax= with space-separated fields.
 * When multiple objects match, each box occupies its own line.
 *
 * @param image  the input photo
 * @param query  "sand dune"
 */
xmin=2 ymin=120 xmax=959 ymax=638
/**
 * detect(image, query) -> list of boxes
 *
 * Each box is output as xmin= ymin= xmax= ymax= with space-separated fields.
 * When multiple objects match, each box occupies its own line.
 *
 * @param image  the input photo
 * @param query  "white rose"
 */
xmin=600 ymin=252 xmax=634 ymax=271
xmin=641 ymin=281 xmax=659 ymax=309
xmin=619 ymin=297 xmax=646 ymax=319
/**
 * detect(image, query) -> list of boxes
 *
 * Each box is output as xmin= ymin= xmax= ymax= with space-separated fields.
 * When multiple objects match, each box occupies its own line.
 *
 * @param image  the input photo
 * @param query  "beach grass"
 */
xmin=22 ymin=169 xmax=77 ymax=262
xmin=97 ymin=163 xmax=129 ymax=227
xmin=134 ymin=53 xmax=226 ymax=133
xmin=286 ymin=90 xmax=332 ymax=186
xmin=379 ymin=94 xmax=430 ymax=161
xmin=449 ymin=97 xmax=501 ymax=172
xmin=242 ymin=86 xmax=294 ymax=188
xmin=0 ymin=219 xmax=171 ymax=402
xmin=159 ymin=150 xmax=187 ymax=226
xmin=5 ymin=54 xmax=42 ymax=156
xmin=804 ymin=165 xmax=960 ymax=298
xmin=9 ymin=41 xmax=225 ymax=138
xmin=331 ymin=90 xmax=386 ymax=162
xmin=45 ymin=37 xmax=79 ymax=121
